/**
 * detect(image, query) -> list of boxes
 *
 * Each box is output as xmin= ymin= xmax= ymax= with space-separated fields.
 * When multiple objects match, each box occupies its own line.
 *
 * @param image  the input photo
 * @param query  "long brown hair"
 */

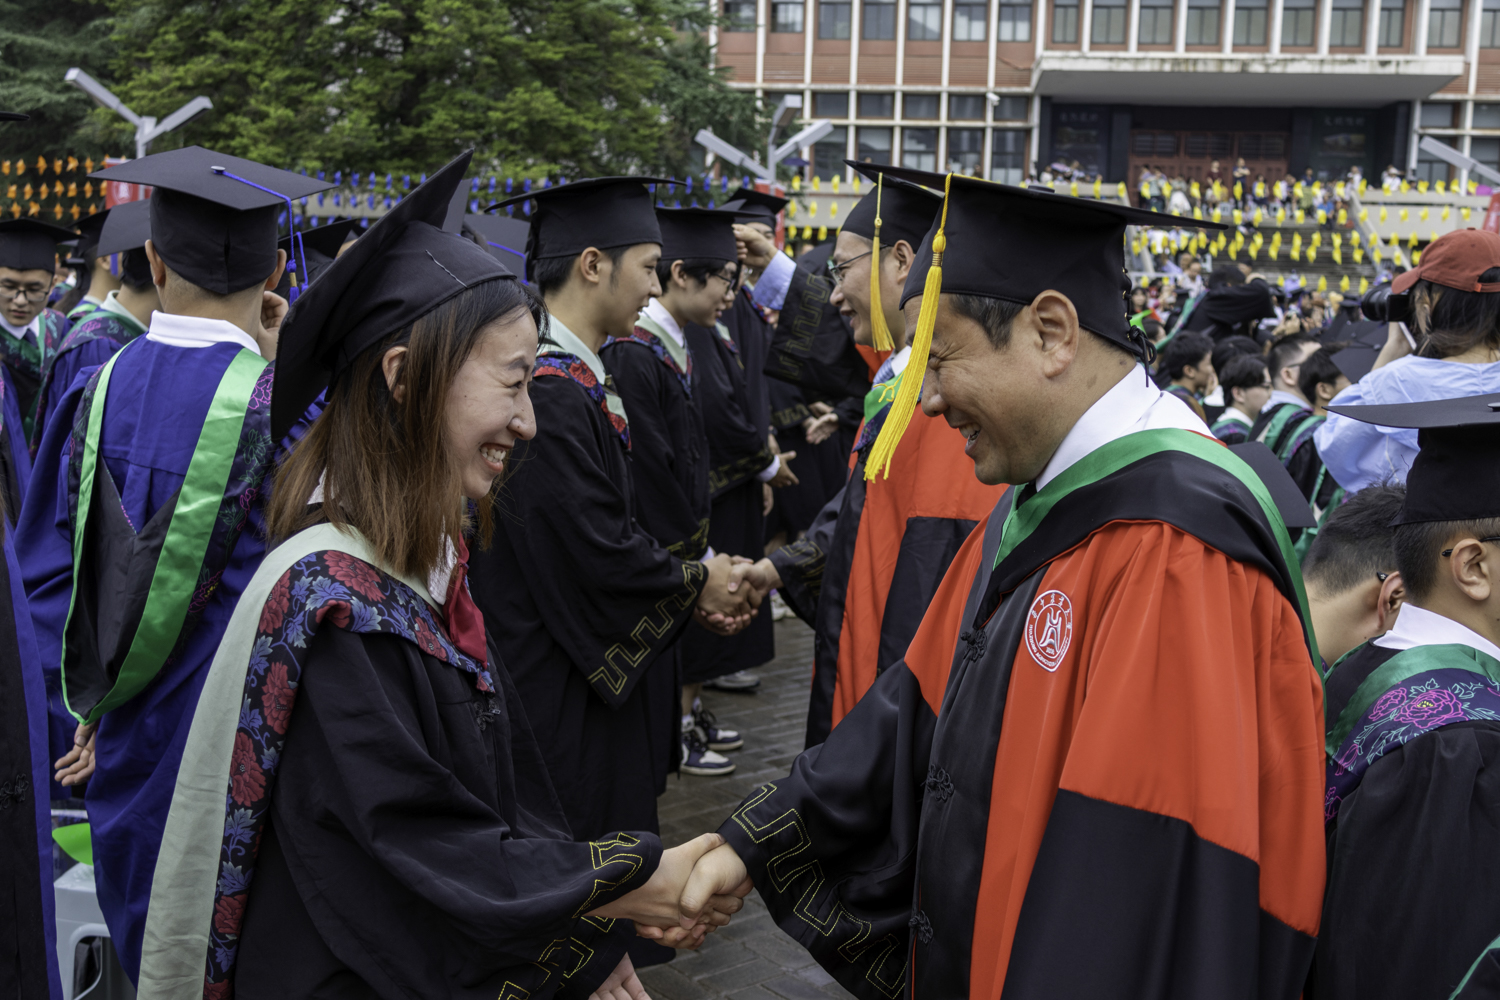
xmin=268 ymin=277 xmax=544 ymax=578
xmin=1411 ymin=268 xmax=1500 ymax=359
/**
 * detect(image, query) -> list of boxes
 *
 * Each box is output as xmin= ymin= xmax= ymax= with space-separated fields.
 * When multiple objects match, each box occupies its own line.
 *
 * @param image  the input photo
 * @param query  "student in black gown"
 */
xmin=137 ymin=154 xmax=746 ymax=1000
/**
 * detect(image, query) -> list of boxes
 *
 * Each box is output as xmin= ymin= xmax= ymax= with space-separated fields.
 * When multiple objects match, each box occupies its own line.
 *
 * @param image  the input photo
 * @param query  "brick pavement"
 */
xmin=639 ymin=617 xmax=857 ymax=1000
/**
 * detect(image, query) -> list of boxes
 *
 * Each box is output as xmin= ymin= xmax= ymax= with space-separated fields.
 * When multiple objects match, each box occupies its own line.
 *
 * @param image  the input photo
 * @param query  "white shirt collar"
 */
xmin=888 ymin=345 xmax=913 ymax=377
xmin=0 ymin=313 xmax=39 ymax=341
xmin=1374 ymin=603 xmax=1500 ymax=662
xmin=99 ymin=290 xmax=149 ymax=333
xmin=643 ymin=298 xmax=685 ymax=348
xmin=1035 ymin=366 xmax=1213 ymax=490
xmin=1219 ymin=407 xmax=1253 ymax=427
xmin=539 ymin=314 xmax=607 ymax=384
xmin=145 ymin=311 xmax=261 ymax=355
xmin=1267 ymin=388 xmax=1308 ymax=412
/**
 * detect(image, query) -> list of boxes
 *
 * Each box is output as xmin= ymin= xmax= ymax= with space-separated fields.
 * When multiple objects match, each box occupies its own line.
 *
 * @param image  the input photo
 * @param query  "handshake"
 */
xmin=588 ymin=833 xmax=754 ymax=948
xmin=693 ymin=554 xmax=773 ymax=636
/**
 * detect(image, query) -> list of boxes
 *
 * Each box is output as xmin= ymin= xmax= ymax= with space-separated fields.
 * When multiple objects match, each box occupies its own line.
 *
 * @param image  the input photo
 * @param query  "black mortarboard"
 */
xmin=657 ymin=208 xmax=738 ymax=263
xmin=0 ymin=218 xmax=79 ymax=273
xmin=275 ymin=219 xmax=358 ymax=299
xmin=842 ymin=160 xmax=942 ymax=249
xmin=462 ymin=212 xmax=528 ymax=276
xmin=1328 ymin=393 xmax=1500 ymax=524
xmin=1331 ymin=344 xmax=1379 ymax=384
xmin=96 ymin=199 xmax=152 ymax=257
xmin=88 ymin=146 xmax=333 ymax=295
xmin=72 ymin=209 xmax=109 ymax=262
xmin=1228 ymin=442 xmax=1319 ymax=529
xmin=272 ymin=150 xmax=515 ymax=443
xmin=444 ymin=183 xmax=471 ymax=234
xmin=489 ymin=177 xmax=669 ymax=281
xmin=720 ymin=187 xmax=788 ymax=227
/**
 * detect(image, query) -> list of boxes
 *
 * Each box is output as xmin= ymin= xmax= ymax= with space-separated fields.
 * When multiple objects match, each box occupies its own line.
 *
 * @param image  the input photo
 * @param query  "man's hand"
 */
xmin=258 ymin=290 xmax=289 ymax=359
xmin=802 ymin=412 xmax=839 ymax=445
xmin=679 ymin=843 xmax=753 ymax=929
xmin=698 ymin=556 xmax=774 ymax=633
xmin=585 ymin=954 xmax=651 ymax=1000
xmin=767 ymin=454 xmax=799 ymax=488
xmin=734 ymin=224 xmax=776 ymax=271
xmin=55 ymin=722 xmax=96 ymax=787
xmin=588 ymin=833 xmax=746 ymax=949
xmin=695 ymin=554 xmax=756 ymax=635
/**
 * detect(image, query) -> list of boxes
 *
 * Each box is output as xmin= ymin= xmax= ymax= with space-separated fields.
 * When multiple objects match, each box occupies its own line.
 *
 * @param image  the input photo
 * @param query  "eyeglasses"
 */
xmin=706 ymin=266 xmax=740 ymax=286
xmin=1442 ymin=536 xmax=1500 ymax=558
xmin=0 ymin=283 xmax=48 ymax=302
xmin=826 ymin=250 xmax=873 ymax=286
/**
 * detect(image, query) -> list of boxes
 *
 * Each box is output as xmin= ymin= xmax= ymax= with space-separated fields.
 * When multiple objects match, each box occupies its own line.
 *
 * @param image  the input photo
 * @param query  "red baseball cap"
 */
xmin=1393 ymin=228 xmax=1500 ymax=294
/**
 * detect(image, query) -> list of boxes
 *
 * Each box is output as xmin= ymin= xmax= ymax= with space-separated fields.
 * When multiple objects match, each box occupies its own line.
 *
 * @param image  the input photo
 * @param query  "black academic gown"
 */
xmin=471 ymin=370 xmax=705 ymax=841
xmin=765 ymin=378 xmax=847 ymax=540
xmin=1181 ymin=280 xmax=1277 ymax=341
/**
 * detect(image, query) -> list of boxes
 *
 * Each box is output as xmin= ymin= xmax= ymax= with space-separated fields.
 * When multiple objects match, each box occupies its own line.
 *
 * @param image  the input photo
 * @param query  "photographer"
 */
xmin=1317 ymin=229 xmax=1500 ymax=492
xmin=1179 ymin=263 xmax=1277 ymax=341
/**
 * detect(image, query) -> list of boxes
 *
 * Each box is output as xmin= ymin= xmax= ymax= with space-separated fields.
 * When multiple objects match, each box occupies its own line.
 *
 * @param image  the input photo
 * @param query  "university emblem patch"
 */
xmin=1025 ymin=589 xmax=1073 ymax=672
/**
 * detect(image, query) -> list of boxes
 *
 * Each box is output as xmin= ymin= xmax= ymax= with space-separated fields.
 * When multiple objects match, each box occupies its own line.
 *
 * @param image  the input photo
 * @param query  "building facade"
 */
xmin=713 ymin=0 xmax=1500 ymax=191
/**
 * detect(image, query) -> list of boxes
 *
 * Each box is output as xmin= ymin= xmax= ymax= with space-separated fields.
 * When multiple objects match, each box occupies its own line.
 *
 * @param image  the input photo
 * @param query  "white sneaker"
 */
xmin=703 ymin=670 xmax=761 ymax=692
xmin=770 ymin=591 xmax=790 ymax=621
xmin=681 ymin=728 xmax=736 ymax=776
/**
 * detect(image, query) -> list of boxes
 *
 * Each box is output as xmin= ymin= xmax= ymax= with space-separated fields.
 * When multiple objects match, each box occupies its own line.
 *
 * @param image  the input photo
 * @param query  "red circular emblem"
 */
xmin=1025 ymin=589 xmax=1073 ymax=672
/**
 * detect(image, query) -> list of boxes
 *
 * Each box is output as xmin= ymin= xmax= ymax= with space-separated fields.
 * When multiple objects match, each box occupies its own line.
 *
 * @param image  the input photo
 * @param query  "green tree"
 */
xmin=0 ymin=0 xmax=119 ymax=163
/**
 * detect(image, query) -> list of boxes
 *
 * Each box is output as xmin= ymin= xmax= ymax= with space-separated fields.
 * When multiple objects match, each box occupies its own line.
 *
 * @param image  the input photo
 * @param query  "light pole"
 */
xmin=695 ymin=94 xmax=835 ymax=182
xmin=64 ymin=68 xmax=213 ymax=160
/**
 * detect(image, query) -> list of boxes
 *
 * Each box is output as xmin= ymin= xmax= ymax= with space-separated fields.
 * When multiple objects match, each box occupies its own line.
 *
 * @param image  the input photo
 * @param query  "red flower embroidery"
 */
xmin=325 ymin=551 xmax=384 ymax=601
xmin=413 ymin=616 xmax=447 ymax=660
xmin=259 ymin=573 xmax=292 ymax=634
xmin=262 ymin=662 xmax=295 ymax=735
xmin=230 ymin=732 xmax=265 ymax=806
xmin=203 ymin=978 xmax=233 ymax=1000
xmin=315 ymin=600 xmax=351 ymax=629
xmin=213 ymin=893 xmax=245 ymax=934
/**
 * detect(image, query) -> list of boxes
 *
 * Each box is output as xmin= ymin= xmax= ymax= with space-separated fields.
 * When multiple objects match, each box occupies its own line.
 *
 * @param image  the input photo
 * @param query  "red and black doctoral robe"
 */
xmin=719 ymin=430 xmax=1327 ymax=998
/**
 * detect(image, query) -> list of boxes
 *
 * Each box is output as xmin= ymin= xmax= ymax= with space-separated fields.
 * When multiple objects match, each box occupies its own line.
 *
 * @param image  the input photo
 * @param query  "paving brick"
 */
xmin=637 ymin=964 xmax=711 ymax=1000
xmin=727 ymin=987 xmax=783 ymax=1000
xmin=764 ymin=974 xmax=837 ymax=1000
xmin=740 ymin=931 xmax=817 ymax=970
xmin=697 ymin=959 xmax=786 ymax=992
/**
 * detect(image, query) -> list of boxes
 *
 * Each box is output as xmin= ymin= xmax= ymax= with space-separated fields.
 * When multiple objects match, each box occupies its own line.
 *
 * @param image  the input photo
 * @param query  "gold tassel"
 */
xmin=868 ymin=174 xmax=895 ymax=353
xmin=866 ymin=173 xmax=950 ymax=481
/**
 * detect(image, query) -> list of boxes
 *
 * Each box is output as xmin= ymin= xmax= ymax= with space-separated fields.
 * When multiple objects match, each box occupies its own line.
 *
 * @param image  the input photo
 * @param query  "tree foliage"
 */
xmin=0 ymin=0 xmax=118 ymax=163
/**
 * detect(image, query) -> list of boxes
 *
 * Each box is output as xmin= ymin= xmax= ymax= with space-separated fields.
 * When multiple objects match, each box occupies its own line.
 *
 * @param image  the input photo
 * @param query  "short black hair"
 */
xmin=1395 ymin=514 xmax=1500 ymax=602
xmin=1208 ymin=263 xmax=1246 ymax=289
xmin=120 ymin=247 xmax=154 ymax=293
xmin=1159 ymin=330 xmax=1213 ymax=380
xmin=945 ymin=292 xmax=1134 ymax=359
xmin=1296 ymin=343 xmax=1347 ymax=404
xmin=531 ymin=245 xmax=631 ymax=296
xmin=1267 ymin=332 xmax=1317 ymax=384
xmin=1218 ymin=354 xmax=1269 ymax=405
xmin=1302 ymin=484 xmax=1405 ymax=594
xmin=1211 ymin=335 xmax=1260 ymax=379
xmin=654 ymin=256 xmax=737 ymax=290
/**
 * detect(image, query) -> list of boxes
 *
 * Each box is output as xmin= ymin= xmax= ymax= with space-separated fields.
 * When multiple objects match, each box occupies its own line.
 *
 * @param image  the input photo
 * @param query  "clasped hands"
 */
xmin=587 ymin=833 xmax=753 ymax=949
xmin=694 ymin=553 xmax=772 ymax=636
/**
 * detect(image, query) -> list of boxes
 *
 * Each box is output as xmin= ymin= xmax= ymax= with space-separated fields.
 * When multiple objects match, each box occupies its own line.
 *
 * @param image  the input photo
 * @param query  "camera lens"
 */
xmin=1361 ymin=281 xmax=1411 ymax=324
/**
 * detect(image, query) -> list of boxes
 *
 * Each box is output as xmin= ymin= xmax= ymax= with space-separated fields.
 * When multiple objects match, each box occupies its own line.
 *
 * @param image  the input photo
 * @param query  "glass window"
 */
xmin=1233 ymin=0 xmax=1267 ymax=42
xmin=1429 ymin=0 xmax=1462 ymax=47
xmin=909 ymin=0 xmax=943 ymax=38
xmin=772 ymin=1 xmax=805 ymax=30
xmin=1140 ymin=0 xmax=1175 ymax=44
xmin=1476 ymin=103 xmax=1500 ymax=127
xmin=1483 ymin=0 xmax=1500 ymax=45
xmin=1135 ymin=131 xmax=1182 ymax=156
xmin=858 ymin=92 xmax=895 ymax=117
xmin=1380 ymin=0 xmax=1405 ymax=44
xmin=902 ymin=128 xmax=939 ymax=170
xmin=1187 ymin=0 xmax=1221 ymax=43
xmin=1092 ymin=0 xmax=1127 ymax=42
xmin=813 ymin=126 xmax=849 ymax=177
xmin=724 ymin=0 xmax=756 ymax=30
xmin=814 ymin=92 xmax=850 ymax=117
xmin=994 ymin=95 xmax=1029 ymax=120
xmin=1420 ymin=101 xmax=1456 ymax=127
xmin=819 ymin=0 xmax=852 ymax=35
xmin=999 ymin=0 xmax=1034 ymax=37
xmin=1182 ymin=131 xmax=1231 ymax=157
xmin=1281 ymin=0 xmax=1315 ymax=45
xmin=1472 ymin=137 xmax=1500 ymax=171
xmin=955 ymin=1 xmax=989 ymax=39
xmin=950 ymin=94 xmax=988 ymax=119
xmin=857 ymin=126 xmax=893 ymax=164
xmin=1054 ymin=0 xmax=1080 ymax=41
xmin=991 ymin=129 xmax=1028 ymax=184
xmin=1238 ymin=133 xmax=1287 ymax=158
xmin=905 ymin=93 xmax=940 ymax=118
xmin=1329 ymin=0 xmax=1363 ymax=44
xmin=863 ymin=0 xmax=897 ymax=38
xmin=1416 ymin=137 xmax=1455 ymax=184
xmin=947 ymin=128 xmax=986 ymax=173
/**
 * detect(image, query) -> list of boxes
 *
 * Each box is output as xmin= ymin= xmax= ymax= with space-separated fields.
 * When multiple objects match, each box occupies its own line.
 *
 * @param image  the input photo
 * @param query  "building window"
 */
xmin=818 ymin=0 xmax=852 ymax=35
xmin=814 ymin=92 xmax=850 ymax=117
xmin=858 ymin=92 xmax=895 ymax=117
xmin=948 ymin=128 xmax=986 ymax=173
xmin=909 ymin=0 xmax=943 ymax=38
xmin=724 ymin=0 xmax=756 ymax=30
xmin=1482 ymin=0 xmax=1500 ymax=45
xmin=999 ymin=0 xmax=1034 ymax=37
xmin=905 ymin=93 xmax=940 ymax=118
xmin=1238 ymin=133 xmax=1288 ymax=158
xmin=1380 ymin=0 xmax=1405 ymax=44
xmin=1186 ymin=0 xmax=1221 ymax=43
xmin=772 ymin=0 xmax=805 ymax=31
xmin=1329 ymin=0 xmax=1363 ymax=44
xmin=1137 ymin=130 xmax=1183 ymax=156
xmin=1182 ymin=131 xmax=1230 ymax=157
xmin=1054 ymin=0 xmax=1080 ymax=41
xmin=955 ymin=1 xmax=989 ymax=39
xmin=1472 ymin=137 xmax=1500 ymax=172
xmin=1092 ymin=0 xmax=1127 ymax=42
xmin=1420 ymin=101 xmax=1456 ymax=127
xmin=1428 ymin=0 xmax=1462 ymax=47
xmin=864 ymin=0 xmax=897 ymax=38
xmin=991 ymin=129 xmax=1028 ymax=184
xmin=1281 ymin=0 xmax=1315 ymax=45
xmin=1233 ymin=0 xmax=1267 ymax=42
xmin=902 ymin=128 xmax=939 ymax=170
xmin=813 ymin=126 xmax=849 ymax=177
xmin=1475 ymin=103 xmax=1500 ymax=127
xmin=950 ymin=94 xmax=988 ymax=119
xmin=994 ymin=95 xmax=1029 ymax=120
xmin=1140 ymin=0 xmax=1174 ymax=44
xmin=857 ymin=126 xmax=893 ymax=164
xmin=1416 ymin=138 xmax=1455 ymax=184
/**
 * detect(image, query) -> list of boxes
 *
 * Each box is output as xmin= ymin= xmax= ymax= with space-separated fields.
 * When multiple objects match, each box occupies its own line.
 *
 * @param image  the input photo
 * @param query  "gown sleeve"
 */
xmin=767 ymin=483 xmax=843 ymax=623
xmin=691 ymin=328 xmax=775 ymax=497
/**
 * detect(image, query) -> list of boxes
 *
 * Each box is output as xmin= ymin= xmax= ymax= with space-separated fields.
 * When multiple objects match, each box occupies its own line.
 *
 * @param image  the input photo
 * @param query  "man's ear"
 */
xmin=1377 ymin=571 xmax=1406 ymax=632
xmin=576 ymin=247 xmax=606 ymax=287
xmin=263 ymin=248 xmax=288 ymax=293
xmin=1450 ymin=538 xmax=1496 ymax=603
xmin=890 ymin=239 xmax=915 ymax=284
xmin=144 ymin=239 xmax=168 ymax=290
xmin=1029 ymin=289 xmax=1081 ymax=377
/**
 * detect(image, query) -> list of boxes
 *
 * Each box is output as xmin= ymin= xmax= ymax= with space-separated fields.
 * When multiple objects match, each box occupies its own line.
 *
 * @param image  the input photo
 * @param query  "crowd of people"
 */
xmin=3 ymin=105 xmax=1500 ymax=1000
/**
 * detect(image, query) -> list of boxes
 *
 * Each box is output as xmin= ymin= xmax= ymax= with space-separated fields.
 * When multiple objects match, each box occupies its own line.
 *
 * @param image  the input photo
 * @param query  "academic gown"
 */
xmin=35 ymin=308 xmax=145 ymax=440
xmin=771 ymin=359 xmax=1004 ymax=748
xmin=1313 ymin=636 xmax=1500 ymax=1000
xmin=0 ymin=308 xmax=70 ymax=448
xmin=1257 ymin=404 xmax=1345 ymax=550
xmin=720 ymin=430 xmax=1326 ymax=999
xmin=679 ymin=320 xmax=774 ymax=682
xmin=0 ymin=364 xmax=30 ymax=524
xmin=764 ymin=378 xmax=847 ymax=540
xmin=1180 ymin=281 xmax=1277 ymax=341
xmin=471 ymin=353 xmax=706 ymax=841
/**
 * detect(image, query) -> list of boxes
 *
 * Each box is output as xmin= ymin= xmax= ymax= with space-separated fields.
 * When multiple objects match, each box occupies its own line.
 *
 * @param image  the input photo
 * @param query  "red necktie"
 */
xmin=443 ymin=535 xmax=489 ymax=671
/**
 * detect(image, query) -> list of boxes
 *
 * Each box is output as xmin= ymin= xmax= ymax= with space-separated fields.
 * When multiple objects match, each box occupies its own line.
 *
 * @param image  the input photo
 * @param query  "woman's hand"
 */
xmin=55 ymin=722 xmax=96 ymax=786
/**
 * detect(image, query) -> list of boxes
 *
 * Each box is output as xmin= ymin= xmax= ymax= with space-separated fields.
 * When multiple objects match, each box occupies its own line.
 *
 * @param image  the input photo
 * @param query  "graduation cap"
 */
xmin=1328 ymin=393 xmax=1500 ymax=524
xmin=461 ymin=212 xmax=528 ymax=276
xmin=0 ymin=218 xmax=79 ymax=273
xmin=1330 ymin=343 xmax=1380 ymax=384
xmin=88 ymin=146 xmax=333 ymax=295
xmin=720 ymin=187 xmax=788 ymax=228
xmin=443 ymin=182 xmax=471 ymax=234
xmin=656 ymin=207 xmax=738 ymax=263
xmin=840 ymin=160 xmax=944 ymax=352
xmin=272 ymin=150 xmax=516 ymax=443
xmin=275 ymin=219 xmax=357 ymax=300
xmin=1228 ymin=442 xmax=1318 ymax=529
xmin=71 ymin=209 xmax=110 ymax=263
xmin=489 ymin=177 xmax=670 ymax=281
xmin=96 ymin=199 xmax=152 ymax=257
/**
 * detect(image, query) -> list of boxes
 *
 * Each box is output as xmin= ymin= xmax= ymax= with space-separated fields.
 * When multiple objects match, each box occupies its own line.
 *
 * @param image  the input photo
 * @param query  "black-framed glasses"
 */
xmin=826 ymin=250 xmax=873 ymax=286
xmin=706 ymin=264 xmax=740 ymax=286
xmin=0 ymin=282 xmax=48 ymax=302
xmin=1442 ymin=536 xmax=1500 ymax=558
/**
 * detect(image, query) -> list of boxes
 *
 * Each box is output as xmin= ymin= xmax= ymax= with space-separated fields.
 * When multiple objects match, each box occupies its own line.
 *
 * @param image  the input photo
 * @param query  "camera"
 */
xmin=1361 ymin=280 xmax=1412 ymax=324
